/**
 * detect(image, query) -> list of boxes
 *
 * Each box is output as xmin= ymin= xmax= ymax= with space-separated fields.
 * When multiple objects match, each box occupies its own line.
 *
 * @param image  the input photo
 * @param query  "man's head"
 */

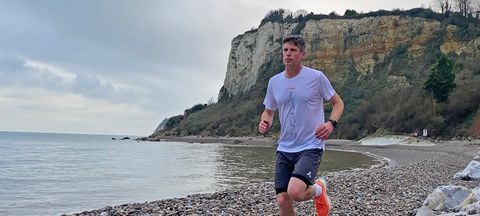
xmin=282 ymin=35 xmax=306 ymax=68
xmin=282 ymin=35 xmax=306 ymax=52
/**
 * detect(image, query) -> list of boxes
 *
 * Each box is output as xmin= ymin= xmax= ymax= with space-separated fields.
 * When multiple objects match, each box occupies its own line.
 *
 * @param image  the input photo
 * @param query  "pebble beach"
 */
xmin=67 ymin=139 xmax=480 ymax=216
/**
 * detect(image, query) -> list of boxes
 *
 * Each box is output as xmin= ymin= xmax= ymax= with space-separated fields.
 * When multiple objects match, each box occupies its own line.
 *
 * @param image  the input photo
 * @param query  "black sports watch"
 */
xmin=327 ymin=119 xmax=337 ymax=128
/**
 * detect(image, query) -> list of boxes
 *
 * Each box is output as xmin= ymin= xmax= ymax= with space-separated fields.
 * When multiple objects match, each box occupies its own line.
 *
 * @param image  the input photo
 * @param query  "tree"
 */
xmin=344 ymin=9 xmax=358 ymax=17
xmin=261 ymin=9 xmax=290 ymax=25
xmin=424 ymin=55 xmax=456 ymax=103
xmin=329 ymin=11 xmax=339 ymax=17
xmin=434 ymin=0 xmax=453 ymax=15
xmin=454 ymin=0 xmax=473 ymax=16
xmin=473 ymin=0 xmax=480 ymax=18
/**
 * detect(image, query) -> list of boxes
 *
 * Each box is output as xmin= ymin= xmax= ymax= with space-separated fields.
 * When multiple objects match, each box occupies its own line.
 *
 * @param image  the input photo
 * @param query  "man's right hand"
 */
xmin=258 ymin=120 xmax=270 ymax=133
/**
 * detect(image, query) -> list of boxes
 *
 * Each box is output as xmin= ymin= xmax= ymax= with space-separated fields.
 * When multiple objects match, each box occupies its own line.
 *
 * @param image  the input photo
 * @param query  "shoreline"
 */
xmin=69 ymin=138 xmax=479 ymax=215
xmin=147 ymin=135 xmax=278 ymax=146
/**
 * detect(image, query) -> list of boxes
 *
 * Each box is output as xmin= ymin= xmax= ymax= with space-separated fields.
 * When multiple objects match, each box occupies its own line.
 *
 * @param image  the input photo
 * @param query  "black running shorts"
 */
xmin=274 ymin=148 xmax=323 ymax=194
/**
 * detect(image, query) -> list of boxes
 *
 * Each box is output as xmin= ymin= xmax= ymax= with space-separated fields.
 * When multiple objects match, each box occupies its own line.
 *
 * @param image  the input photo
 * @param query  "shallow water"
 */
xmin=0 ymin=131 xmax=378 ymax=216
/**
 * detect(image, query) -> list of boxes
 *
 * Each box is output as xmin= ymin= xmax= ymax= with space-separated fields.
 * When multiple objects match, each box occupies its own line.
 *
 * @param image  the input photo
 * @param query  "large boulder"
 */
xmin=421 ymin=185 xmax=473 ymax=211
xmin=454 ymin=160 xmax=480 ymax=181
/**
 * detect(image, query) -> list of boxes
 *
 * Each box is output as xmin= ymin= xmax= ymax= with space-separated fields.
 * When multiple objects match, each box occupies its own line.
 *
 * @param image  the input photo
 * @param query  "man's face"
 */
xmin=282 ymin=42 xmax=306 ymax=67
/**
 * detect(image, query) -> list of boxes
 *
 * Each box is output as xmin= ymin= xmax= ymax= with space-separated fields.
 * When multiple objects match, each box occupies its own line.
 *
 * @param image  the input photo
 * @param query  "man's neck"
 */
xmin=285 ymin=64 xmax=302 ymax=79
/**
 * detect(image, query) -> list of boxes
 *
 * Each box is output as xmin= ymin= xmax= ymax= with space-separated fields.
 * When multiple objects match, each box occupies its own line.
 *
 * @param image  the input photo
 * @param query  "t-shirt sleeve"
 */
xmin=263 ymin=79 xmax=278 ymax=110
xmin=318 ymin=72 xmax=335 ymax=101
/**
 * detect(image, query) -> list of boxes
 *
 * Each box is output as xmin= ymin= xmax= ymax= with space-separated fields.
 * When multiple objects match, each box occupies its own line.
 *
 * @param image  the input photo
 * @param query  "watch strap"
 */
xmin=327 ymin=119 xmax=337 ymax=128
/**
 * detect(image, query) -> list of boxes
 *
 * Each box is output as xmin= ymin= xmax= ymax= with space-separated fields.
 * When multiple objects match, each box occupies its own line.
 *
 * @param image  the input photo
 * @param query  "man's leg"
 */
xmin=275 ymin=151 xmax=296 ymax=215
xmin=277 ymin=192 xmax=295 ymax=216
xmin=286 ymin=148 xmax=323 ymax=201
xmin=287 ymin=177 xmax=316 ymax=201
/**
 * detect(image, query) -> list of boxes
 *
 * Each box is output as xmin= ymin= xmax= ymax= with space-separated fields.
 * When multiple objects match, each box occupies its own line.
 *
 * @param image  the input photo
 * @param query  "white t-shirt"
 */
xmin=263 ymin=66 xmax=335 ymax=152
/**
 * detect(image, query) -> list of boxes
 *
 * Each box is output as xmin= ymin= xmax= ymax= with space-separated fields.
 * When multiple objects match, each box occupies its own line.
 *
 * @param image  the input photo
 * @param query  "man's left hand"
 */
xmin=315 ymin=122 xmax=334 ymax=140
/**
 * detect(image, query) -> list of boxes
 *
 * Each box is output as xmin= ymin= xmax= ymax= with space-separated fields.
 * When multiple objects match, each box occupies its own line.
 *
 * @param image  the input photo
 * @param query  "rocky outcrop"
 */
xmin=223 ymin=22 xmax=298 ymax=96
xmin=222 ymin=15 xmax=480 ymax=97
xmin=441 ymin=25 xmax=480 ymax=56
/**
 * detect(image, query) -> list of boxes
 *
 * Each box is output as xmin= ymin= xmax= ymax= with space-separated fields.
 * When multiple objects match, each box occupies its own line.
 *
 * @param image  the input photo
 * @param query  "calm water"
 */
xmin=0 ymin=131 xmax=378 ymax=216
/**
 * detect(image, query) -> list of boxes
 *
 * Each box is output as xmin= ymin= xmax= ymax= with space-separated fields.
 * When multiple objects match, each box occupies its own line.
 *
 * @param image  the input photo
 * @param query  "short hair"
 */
xmin=282 ymin=35 xmax=306 ymax=52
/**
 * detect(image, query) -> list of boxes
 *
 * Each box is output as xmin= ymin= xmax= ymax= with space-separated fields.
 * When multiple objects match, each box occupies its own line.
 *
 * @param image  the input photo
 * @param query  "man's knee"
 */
xmin=287 ymin=177 xmax=310 ymax=201
xmin=287 ymin=187 xmax=304 ymax=201
xmin=277 ymin=192 xmax=293 ymax=209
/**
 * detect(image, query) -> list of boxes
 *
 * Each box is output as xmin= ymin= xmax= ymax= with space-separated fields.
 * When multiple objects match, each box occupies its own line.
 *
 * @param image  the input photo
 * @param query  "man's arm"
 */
xmin=327 ymin=93 xmax=344 ymax=122
xmin=259 ymin=109 xmax=275 ymax=133
xmin=315 ymin=93 xmax=344 ymax=140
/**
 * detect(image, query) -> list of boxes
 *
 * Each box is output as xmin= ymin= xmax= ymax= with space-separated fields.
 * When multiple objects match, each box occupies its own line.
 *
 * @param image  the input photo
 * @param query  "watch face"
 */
xmin=329 ymin=119 xmax=337 ymax=127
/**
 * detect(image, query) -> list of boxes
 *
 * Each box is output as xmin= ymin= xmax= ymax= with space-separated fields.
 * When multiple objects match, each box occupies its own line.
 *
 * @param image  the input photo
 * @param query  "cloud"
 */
xmin=0 ymin=87 xmax=158 ymax=135
xmin=0 ymin=53 xmax=216 ymax=128
xmin=0 ymin=54 xmax=67 ymax=91
xmin=24 ymin=59 xmax=76 ymax=83
xmin=0 ymin=54 xmax=152 ymax=107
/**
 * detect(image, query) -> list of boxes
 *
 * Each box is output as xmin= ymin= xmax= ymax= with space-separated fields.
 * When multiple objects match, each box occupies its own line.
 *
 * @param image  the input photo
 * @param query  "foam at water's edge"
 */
xmin=359 ymin=135 xmax=435 ymax=146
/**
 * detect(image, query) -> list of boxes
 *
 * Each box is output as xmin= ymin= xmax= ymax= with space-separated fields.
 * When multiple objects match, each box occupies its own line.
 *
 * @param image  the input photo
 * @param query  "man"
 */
xmin=258 ymin=35 xmax=344 ymax=216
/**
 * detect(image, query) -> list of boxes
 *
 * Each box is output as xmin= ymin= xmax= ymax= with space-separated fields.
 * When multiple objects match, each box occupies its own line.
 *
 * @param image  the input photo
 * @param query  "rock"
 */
xmin=120 ymin=137 xmax=130 ymax=140
xmin=111 ymin=138 xmax=116 ymax=140
xmin=100 ymin=212 xmax=108 ymax=216
xmin=473 ymin=187 xmax=480 ymax=202
xmin=437 ymin=212 xmax=469 ymax=216
xmin=415 ymin=206 xmax=435 ymax=216
xmin=473 ymin=151 xmax=480 ymax=161
xmin=136 ymin=137 xmax=148 ymax=141
xmin=422 ymin=187 xmax=447 ymax=211
xmin=422 ymin=185 xmax=473 ymax=211
xmin=454 ymin=160 xmax=480 ymax=181
xmin=460 ymin=201 xmax=480 ymax=214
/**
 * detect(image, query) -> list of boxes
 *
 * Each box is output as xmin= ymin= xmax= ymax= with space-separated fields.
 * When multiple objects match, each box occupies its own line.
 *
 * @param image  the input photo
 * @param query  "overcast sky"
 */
xmin=0 ymin=0 xmax=433 ymax=136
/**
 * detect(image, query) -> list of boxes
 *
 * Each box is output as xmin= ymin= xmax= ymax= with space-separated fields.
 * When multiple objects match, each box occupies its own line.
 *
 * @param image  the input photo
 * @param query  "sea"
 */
xmin=0 ymin=131 xmax=377 ymax=216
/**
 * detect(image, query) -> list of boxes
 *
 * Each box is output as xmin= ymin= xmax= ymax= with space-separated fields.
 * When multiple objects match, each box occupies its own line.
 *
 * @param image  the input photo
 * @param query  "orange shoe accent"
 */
xmin=314 ymin=178 xmax=331 ymax=216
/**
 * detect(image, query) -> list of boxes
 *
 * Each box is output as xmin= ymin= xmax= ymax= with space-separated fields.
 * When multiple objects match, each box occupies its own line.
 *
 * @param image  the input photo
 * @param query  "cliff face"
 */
xmin=223 ymin=15 xmax=479 ymax=97
xmin=154 ymin=9 xmax=480 ymax=139
xmin=223 ymin=22 xmax=298 ymax=96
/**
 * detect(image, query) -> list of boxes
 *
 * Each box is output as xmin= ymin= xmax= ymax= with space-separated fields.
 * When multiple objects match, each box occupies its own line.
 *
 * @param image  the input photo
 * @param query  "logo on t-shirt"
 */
xmin=285 ymin=90 xmax=297 ymax=139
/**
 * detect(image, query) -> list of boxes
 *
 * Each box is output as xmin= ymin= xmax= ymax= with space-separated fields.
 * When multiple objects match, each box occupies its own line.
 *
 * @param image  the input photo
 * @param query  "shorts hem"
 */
xmin=292 ymin=173 xmax=314 ymax=186
xmin=275 ymin=187 xmax=288 ymax=194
